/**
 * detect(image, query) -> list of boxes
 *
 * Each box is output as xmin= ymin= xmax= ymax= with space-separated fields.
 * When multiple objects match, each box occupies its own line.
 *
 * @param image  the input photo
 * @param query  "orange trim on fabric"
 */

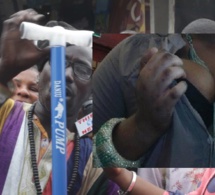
xmin=33 ymin=115 xmax=48 ymax=139
xmin=43 ymin=140 xmax=75 ymax=195
xmin=33 ymin=115 xmax=49 ymax=162
xmin=0 ymin=99 xmax=15 ymax=134
xmin=33 ymin=115 xmax=76 ymax=195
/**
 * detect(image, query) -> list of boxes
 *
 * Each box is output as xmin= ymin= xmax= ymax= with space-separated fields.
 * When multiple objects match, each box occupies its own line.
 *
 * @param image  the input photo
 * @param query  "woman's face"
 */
xmin=38 ymin=45 xmax=92 ymax=118
xmin=12 ymin=68 xmax=39 ymax=104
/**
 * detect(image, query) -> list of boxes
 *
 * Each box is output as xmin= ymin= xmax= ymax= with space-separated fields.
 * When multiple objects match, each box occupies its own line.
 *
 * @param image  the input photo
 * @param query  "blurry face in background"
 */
xmin=12 ymin=68 xmax=39 ymax=104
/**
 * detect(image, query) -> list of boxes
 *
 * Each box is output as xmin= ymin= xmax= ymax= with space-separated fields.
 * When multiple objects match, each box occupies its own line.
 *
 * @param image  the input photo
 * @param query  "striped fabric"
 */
xmin=0 ymin=100 xmax=25 ymax=194
xmin=0 ymin=99 xmax=118 ymax=195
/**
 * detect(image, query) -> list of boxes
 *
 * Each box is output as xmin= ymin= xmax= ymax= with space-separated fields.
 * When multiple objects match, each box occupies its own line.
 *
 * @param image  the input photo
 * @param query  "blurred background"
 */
xmin=1 ymin=0 xmax=215 ymax=70
xmin=1 ymin=0 xmax=215 ymax=34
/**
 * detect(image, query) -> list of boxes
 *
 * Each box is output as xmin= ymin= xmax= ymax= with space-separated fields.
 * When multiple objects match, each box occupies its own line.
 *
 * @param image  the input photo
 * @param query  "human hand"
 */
xmin=103 ymin=167 xmax=123 ymax=180
xmin=135 ymin=48 xmax=187 ymax=135
xmin=0 ymin=9 xmax=50 ymax=84
xmin=103 ymin=167 xmax=133 ymax=191
xmin=103 ymin=167 xmax=165 ymax=195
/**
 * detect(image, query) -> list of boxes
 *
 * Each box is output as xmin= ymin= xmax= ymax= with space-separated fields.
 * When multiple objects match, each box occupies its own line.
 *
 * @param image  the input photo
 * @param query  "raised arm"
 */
xmin=94 ymin=48 xmax=187 ymax=166
xmin=104 ymin=168 xmax=165 ymax=195
xmin=0 ymin=9 xmax=49 ymax=88
xmin=104 ymin=168 xmax=214 ymax=195
xmin=113 ymin=49 xmax=187 ymax=160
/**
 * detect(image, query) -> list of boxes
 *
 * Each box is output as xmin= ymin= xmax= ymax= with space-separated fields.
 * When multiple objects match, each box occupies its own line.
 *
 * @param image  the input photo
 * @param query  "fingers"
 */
xmin=146 ymin=50 xmax=183 ymax=74
xmin=162 ymin=80 xmax=187 ymax=108
xmin=158 ymin=66 xmax=186 ymax=92
xmin=10 ymin=8 xmax=45 ymax=22
xmin=2 ymin=9 xmax=45 ymax=32
xmin=9 ymin=9 xmax=37 ymax=18
xmin=137 ymin=49 xmax=187 ymax=115
xmin=152 ymin=81 xmax=187 ymax=122
xmin=140 ymin=49 xmax=186 ymax=90
xmin=140 ymin=47 xmax=158 ymax=69
xmin=153 ymin=57 xmax=187 ymax=109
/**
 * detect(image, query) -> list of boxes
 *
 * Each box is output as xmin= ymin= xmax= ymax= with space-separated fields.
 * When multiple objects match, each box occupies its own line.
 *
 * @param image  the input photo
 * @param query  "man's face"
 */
xmin=12 ymin=68 xmax=39 ymax=104
xmin=38 ymin=45 xmax=92 ymax=118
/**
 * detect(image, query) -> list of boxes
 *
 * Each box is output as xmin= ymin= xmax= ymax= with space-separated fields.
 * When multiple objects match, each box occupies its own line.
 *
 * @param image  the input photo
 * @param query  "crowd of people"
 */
xmin=0 ymin=8 xmax=215 ymax=195
xmin=93 ymin=18 xmax=215 ymax=194
xmin=0 ymin=9 xmax=116 ymax=195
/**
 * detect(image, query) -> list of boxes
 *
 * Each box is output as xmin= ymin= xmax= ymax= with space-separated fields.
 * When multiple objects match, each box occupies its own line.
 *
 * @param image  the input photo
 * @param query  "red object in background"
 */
xmin=108 ymin=0 xmax=145 ymax=33
xmin=93 ymin=34 xmax=131 ymax=63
